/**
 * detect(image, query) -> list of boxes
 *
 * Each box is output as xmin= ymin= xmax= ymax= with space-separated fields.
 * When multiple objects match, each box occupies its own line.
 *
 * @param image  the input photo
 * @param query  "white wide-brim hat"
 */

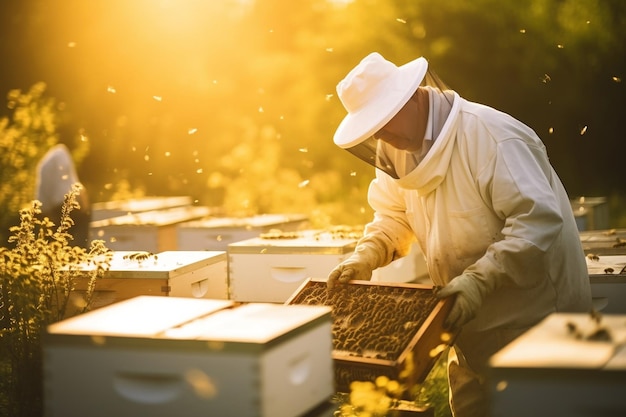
xmin=333 ymin=52 xmax=428 ymax=149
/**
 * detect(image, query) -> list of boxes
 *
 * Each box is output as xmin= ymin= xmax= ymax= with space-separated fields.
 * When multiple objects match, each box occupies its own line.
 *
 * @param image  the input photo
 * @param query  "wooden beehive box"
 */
xmin=68 ymin=250 xmax=228 ymax=316
xmin=227 ymin=231 xmax=358 ymax=303
xmin=44 ymin=296 xmax=334 ymax=417
xmin=286 ymin=278 xmax=455 ymax=392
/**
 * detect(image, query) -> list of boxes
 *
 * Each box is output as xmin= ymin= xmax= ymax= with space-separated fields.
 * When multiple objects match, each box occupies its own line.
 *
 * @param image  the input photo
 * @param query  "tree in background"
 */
xmin=0 ymin=83 xmax=90 ymax=244
xmin=0 ymin=83 xmax=57 ymax=244
xmin=0 ymin=0 xmax=624 ymax=227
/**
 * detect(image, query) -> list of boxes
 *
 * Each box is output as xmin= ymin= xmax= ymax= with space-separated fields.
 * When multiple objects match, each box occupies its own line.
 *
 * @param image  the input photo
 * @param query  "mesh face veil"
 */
xmin=345 ymin=68 xmax=454 ymax=179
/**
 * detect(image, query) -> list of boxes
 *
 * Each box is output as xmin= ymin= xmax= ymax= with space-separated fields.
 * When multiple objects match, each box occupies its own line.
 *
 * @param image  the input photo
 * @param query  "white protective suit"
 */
xmin=35 ymin=144 xmax=81 ymax=208
xmin=357 ymin=89 xmax=592 ymax=415
xmin=332 ymin=50 xmax=593 ymax=416
xmin=363 ymin=90 xmax=591 ymax=332
xmin=35 ymin=144 xmax=91 ymax=248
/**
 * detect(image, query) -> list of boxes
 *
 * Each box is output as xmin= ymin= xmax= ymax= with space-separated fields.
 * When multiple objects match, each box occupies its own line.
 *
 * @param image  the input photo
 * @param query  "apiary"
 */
xmin=69 ymin=250 xmax=228 ymax=314
xmin=579 ymin=228 xmax=626 ymax=255
xmin=44 ymin=296 xmax=334 ymax=417
xmin=176 ymin=213 xmax=309 ymax=251
xmin=91 ymin=196 xmax=196 ymax=221
xmin=89 ymin=205 xmax=212 ymax=252
xmin=488 ymin=312 xmax=626 ymax=417
xmin=586 ymin=254 xmax=626 ymax=314
xmin=286 ymin=279 xmax=455 ymax=393
xmin=227 ymin=229 xmax=359 ymax=303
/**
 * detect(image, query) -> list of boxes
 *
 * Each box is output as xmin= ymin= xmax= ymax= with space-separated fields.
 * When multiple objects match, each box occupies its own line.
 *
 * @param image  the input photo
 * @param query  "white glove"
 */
xmin=435 ymin=274 xmax=491 ymax=331
xmin=327 ymin=243 xmax=381 ymax=290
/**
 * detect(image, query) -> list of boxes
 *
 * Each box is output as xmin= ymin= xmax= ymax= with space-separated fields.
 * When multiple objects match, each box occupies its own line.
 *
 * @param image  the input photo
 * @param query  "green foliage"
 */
xmin=0 ymin=83 xmax=90 ymax=245
xmin=0 ymin=83 xmax=57 ymax=243
xmin=0 ymin=185 xmax=112 ymax=417
xmin=30 ymin=0 xmax=619 ymax=225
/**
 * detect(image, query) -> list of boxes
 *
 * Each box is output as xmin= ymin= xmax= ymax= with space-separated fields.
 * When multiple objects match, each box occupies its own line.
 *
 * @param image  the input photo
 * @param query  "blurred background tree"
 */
xmin=0 ymin=0 xmax=624 ymax=231
xmin=0 ymin=83 xmax=90 ymax=244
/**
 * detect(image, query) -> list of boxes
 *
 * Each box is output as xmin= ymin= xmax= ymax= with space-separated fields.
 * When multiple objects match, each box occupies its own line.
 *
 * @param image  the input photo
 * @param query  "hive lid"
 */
xmin=228 ymin=230 xmax=358 ymax=255
xmin=47 ymin=296 xmax=234 ymax=338
xmin=179 ymin=214 xmax=308 ymax=229
xmin=92 ymin=196 xmax=193 ymax=213
xmin=73 ymin=250 xmax=227 ymax=279
xmin=164 ymin=303 xmax=331 ymax=345
xmin=46 ymin=297 xmax=331 ymax=352
xmin=90 ymin=205 xmax=212 ymax=227
xmin=489 ymin=312 xmax=626 ymax=370
xmin=109 ymin=250 xmax=227 ymax=279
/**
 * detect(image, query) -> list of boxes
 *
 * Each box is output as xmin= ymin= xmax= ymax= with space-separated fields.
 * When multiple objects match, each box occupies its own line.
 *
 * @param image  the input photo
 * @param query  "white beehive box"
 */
xmin=177 ymin=214 xmax=309 ymax=251
xmin=488 ymin=312 xmax=626 ymax=417
xmin=91 ymin=196 xmax=195 ymax=221
xmin=89 ymin=206 xmax=212 ymax=252
xmin=228 ymin=231 xmax=358 ymax=303
xmin=586 ymin=254 xmax=626 ymax=314
xmin=70 ymin=251 xmax=228 ymax=314
xmin=44 ymin=296 xmax=334 ymax=417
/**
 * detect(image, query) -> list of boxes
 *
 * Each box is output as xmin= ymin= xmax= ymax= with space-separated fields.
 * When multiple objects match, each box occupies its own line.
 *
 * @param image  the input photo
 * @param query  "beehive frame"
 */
xmin=286 ymin=278 xmax=455 ymax=392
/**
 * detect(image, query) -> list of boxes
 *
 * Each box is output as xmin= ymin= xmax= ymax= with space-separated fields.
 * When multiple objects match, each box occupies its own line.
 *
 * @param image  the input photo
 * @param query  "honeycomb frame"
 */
xmin=286 ymin=278 xmax=455 ymax=393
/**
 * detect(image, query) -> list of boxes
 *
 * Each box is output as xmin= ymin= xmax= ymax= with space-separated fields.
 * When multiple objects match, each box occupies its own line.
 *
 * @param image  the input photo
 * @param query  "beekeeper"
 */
xmin=327 ymin=52 xmax=592 ymax=417
xmin=35 ymin=144 xmax=91 ymax=249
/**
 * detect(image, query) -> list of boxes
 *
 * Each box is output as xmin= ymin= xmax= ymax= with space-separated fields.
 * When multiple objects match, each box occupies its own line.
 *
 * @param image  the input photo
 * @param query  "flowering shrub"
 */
xmin=0 ymin=185 xmax=111 ymax=417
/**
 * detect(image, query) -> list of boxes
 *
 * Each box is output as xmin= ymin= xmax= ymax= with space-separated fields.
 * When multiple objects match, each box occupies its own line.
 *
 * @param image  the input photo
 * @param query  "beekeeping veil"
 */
xmin=333 ymin=52 xmax=454 ymax=179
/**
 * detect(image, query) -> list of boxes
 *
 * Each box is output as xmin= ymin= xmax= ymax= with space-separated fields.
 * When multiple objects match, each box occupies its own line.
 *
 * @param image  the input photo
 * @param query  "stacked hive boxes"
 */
xmin=44 ymin=296 xmax=334 ymax=417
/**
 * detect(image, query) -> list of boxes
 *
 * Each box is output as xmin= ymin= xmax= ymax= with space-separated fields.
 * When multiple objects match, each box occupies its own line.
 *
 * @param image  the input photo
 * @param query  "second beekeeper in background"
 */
xmin=327 ymin=52 xmax=592 ymax=417
xmin=35 ymin=143 xmax=91 ymax=249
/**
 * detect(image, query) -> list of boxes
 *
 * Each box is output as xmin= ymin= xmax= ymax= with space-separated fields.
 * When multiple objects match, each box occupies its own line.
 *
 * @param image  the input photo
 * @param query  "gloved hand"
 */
xmin=435 ymin=274 xmax=490 ymax=331
xmin=327 ymin=243 xmax=381 ymax=290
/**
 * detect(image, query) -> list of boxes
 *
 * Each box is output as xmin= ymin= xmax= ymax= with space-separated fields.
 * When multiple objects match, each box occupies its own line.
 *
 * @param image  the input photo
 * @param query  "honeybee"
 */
xmin=123 ymin=251 xmax=157 ymax=264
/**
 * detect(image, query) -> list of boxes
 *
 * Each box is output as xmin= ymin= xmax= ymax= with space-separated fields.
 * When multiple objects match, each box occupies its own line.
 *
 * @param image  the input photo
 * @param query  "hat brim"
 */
xmin=333 ymin=56 xmax=428 ymax=149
